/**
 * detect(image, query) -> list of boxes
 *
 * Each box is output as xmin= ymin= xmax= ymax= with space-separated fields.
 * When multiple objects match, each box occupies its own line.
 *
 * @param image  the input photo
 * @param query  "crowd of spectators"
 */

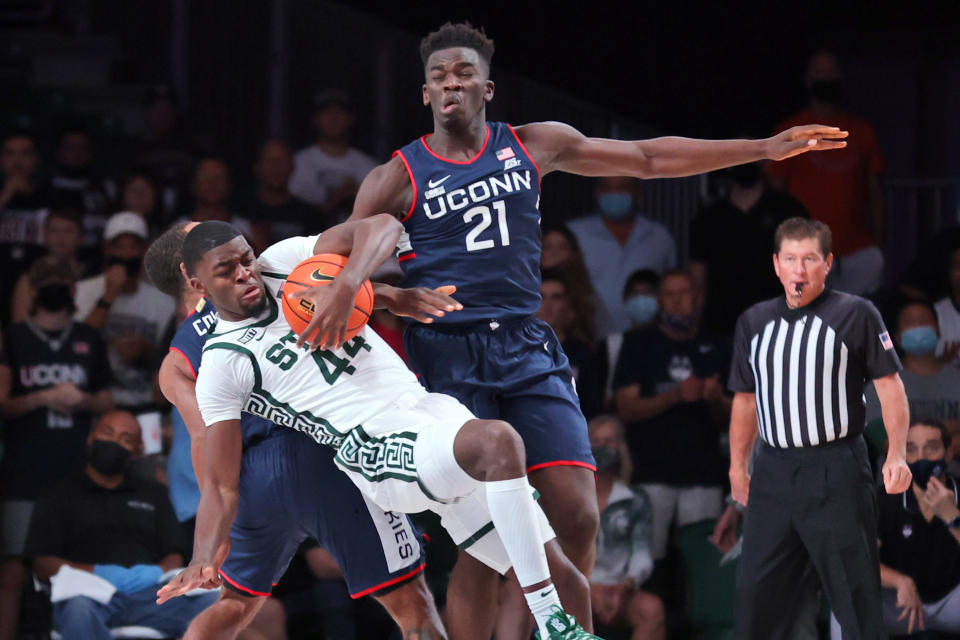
xmin=0 ymin=47 xmax=958 ymax=640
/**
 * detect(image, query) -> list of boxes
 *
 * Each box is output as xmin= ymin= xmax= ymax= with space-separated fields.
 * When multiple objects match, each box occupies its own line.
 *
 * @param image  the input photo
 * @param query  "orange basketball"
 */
xmin=280 ymin=253 xmax=374 ymax=343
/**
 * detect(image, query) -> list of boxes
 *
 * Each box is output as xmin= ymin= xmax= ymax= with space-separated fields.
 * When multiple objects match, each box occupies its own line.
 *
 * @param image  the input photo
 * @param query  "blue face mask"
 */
xmin=597 ymin=193 xmax=633 ymax=220
xmin=900 ymin=326 xmax=938 ymax=356
xmin=625 ymin=295 xmax=658 ymax=326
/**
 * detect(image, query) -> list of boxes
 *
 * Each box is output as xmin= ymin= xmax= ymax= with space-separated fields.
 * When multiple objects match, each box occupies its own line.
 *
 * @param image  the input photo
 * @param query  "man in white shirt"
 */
xmin=288 ymin=89 xmax=377 ymax=222
xmin=74 ymin=212 xmax=175 ymax=409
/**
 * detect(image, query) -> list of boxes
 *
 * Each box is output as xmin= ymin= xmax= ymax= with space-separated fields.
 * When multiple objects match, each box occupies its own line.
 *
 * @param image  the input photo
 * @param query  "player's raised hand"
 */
xmin=766 ymin=125 xmax=848 ymax=161
xmin=292 ymin=279 xmax=357 ymax=351
xmin=882 ymin=455 xmax=913 ymax=494
xmin=155 ymin=563 xmax=221 ymax=604
xmin=376 ymin=284 xmax=463 ymax=323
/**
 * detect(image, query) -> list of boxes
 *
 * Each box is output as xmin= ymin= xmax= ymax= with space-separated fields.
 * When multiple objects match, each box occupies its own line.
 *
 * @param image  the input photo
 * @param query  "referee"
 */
xmin=728 ymin=218 xmax=912 ymax=640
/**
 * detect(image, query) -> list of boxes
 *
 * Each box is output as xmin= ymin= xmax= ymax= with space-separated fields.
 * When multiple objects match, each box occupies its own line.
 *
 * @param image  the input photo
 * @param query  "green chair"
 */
xmin=676 ymin=519 xmax=738 ymax=640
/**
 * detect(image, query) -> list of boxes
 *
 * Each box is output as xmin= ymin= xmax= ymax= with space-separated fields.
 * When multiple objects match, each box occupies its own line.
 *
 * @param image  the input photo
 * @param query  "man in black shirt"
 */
xmin=0 ymin=255 xmax=113 ymax=640
xmin=728 ymin=218 xmax=911 ymax=639
xmin=690 ymin=161 xmax=808 ymax=334
xmin=26 ymin=410 xmax=218 ymax=638
xmin=873 ymin=419 xmax=960 ymax=635
xmin=614 ymin=269 xmax=731 ymax=561
xmin=244 ymin=139 xmax=323 ymax=246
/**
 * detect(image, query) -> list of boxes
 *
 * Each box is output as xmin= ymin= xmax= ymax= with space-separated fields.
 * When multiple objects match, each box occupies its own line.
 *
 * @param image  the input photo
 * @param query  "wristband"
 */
xmin=947 ymin=514 xmax=960 ymax=530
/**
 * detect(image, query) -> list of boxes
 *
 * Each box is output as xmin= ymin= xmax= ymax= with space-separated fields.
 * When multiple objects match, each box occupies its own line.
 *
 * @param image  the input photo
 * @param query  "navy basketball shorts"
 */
xmin=404 ymin=315 xmax=595 ymax=472
xmin=219 ymin=429 xmax=425 ymax=599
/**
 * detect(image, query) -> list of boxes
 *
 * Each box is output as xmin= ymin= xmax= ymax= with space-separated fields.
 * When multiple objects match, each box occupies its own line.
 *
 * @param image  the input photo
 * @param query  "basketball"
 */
xmin=280 ymin=254 xmax=374 ymax=343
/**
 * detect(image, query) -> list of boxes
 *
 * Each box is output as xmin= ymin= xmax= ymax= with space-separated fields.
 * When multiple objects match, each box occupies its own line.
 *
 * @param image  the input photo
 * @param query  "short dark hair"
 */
xmin=44 ymin=207 xmax=83 ymax=229
xmin=145 ymin=221 xmax=194 ymax=296
xmin=774 ymin=217 xmax=832 ymax=256
xmin=623 ymin=269 xmax=661 ymax=299
xmin=910 ymin=417 xmax=952 ymax=450
xmin=540 ymin=267 xmax=569 ymax=292
xmin=895 ymin=298 xmax=938 ymax=330
xmin=420 ymin=21 xmax=494 ymax=68
xmin=181 ymin=221 xmax=242 ymax=277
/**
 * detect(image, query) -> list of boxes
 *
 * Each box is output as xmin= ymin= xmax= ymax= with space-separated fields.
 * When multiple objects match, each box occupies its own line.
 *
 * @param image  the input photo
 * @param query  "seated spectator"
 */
xmin=186 ymin=157 xmax=253 ymax=240
xmin=540 ymin=224 xmax=598 ymax=340
xmin=117 ymin=170 xmax=162 ymax=235
xmin=0 ymin=255 xmax=113 ymax=640
xmin=1 ymin=130 xmax=52 ymax=325
xmin=75 ymin=212 xmax=175 ymax=411
xmin=599 ymin=269 xmax=661 ymax=405
xmin=568 ymin=177 xmax=675 ymax=335
xmin=244 ymin=139 xmax=320 ymax=245
xmin=864 ymin=300 xmax=960 ymax=442
xmin=538 ymin=268 xmax=602 ymax=419
xmin=935 ymin=243 xmax=960 ymax=367
xmin=613 ymin=270 xmax=731 ymax=561
xmin=26 ymin=411 xmax=219 ymax=638
xmin=589 ymin=415 xmax=665 ymax=640
xmin=129 ymin=85 xmax=200 ymax=221
xmin=874 ymin=419 xmax=960 ymax=636
xmin=49 ymin=124 xmax=110 ymax=233
xmin=289 ymin=89 xmax=376 ymax=222
xmin=10 ymin=208 xmax=95 ymax=324
xmin=690 ymin=160 xmax=807 ymax=334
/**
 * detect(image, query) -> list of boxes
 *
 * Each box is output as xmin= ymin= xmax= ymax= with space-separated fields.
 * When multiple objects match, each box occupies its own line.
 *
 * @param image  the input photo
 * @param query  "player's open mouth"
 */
xmin=241 ymin=286 xmax=262 ymax=301
xmin=441 ymin=98 xmax=461 ymax=114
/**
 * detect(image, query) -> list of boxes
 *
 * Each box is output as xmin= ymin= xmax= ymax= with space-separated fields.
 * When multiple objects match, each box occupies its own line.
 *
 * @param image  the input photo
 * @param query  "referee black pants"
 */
xmin=734 ymin=436 xmax=884 ymax=640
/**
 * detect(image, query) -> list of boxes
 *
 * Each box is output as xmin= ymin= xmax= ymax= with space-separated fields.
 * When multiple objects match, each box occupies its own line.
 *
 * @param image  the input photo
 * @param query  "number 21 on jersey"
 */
xmin=464 ymin=200 xmax=509 ymax=252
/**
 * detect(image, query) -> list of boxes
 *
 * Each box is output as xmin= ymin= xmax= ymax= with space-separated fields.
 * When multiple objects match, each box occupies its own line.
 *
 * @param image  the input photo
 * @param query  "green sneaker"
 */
xmin=534 ymin=606 xmax=603 ymax=639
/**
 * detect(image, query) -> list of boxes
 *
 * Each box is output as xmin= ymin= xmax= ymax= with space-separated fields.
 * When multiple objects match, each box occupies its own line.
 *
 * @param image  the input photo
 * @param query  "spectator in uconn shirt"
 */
xmin=26 ymin=411 xmax=219 ymax=639
xmin=613 ymin=269 xmax=731 ymax=562
xmin=0 ymin=255 xmax=113 ymax=640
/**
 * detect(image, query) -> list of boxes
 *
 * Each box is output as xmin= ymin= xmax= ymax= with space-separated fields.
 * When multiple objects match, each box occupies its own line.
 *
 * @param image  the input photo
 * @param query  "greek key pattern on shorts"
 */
xmin=245 ymin=392 xmax=343 ymax=447
xmin=335 ymin=428 xmax=419 ymax=483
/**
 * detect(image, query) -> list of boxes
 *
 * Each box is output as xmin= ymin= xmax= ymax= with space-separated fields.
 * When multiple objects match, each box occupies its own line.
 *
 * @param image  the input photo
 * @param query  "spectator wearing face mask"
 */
xmin=74 ymin=212 xmax=175 ymax=411
xmin=864 ymin=301 xmax=960 ymax=463
xmin=612 ymin=270 xmax=732 ymax=562
xmin=768 ymin=50 xmax=886 ymax=297
xmin=690 ymin=160 xmax=807 ymax=334
xmin=588 ymin=415 xmax=665 ymax=640
xmin=25 ymin=411 xmax=219 ymax=638
xmin=568 ymin=177 xmax=676 ymax=336
xmin=837 ymin=419 xmax=960 ymax=637
xmin=0 ymin=256 xmax=113 ymax=640
xmin=598 ymin=270 xmax=661 ymax=406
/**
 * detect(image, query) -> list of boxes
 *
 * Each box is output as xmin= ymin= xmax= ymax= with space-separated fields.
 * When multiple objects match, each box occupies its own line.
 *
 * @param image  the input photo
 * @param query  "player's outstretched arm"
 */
xmin=156 ymin=418 xmax=242 ymax=604
xmin=158 ymin=351 xmax=206 ymax=486
xmin=346 ymin=156 xmax=414 ymax=222
xmin=292 ymin=212 xmax=404 ymax=350
xmin=515 ymin=121 xmax=848 ymax=179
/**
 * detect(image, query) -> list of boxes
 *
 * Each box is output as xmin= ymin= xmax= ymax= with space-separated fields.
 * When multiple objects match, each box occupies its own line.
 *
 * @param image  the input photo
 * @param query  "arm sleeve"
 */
xmin=195 ymin=348 xmax=254 ymax=426
xmin=859 ymin=301 xmax=902 ymax=380
xmin=257 ymin=234 xmax=321 ymax=275
xmin=728 ymin=312 xmax=756 ymax=392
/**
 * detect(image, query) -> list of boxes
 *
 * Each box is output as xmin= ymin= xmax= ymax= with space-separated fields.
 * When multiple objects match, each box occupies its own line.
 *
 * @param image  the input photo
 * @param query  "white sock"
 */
xmin=485 ymin=477 xmax=551 ymax=587
xmin=525 ymin=584 xmax=564 ymax=638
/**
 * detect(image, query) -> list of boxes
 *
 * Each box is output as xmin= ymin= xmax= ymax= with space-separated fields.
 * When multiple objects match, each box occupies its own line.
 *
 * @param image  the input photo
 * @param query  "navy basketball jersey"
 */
xmin=169 ymin=298 xmax=279 ymax=446
xmin=394 ymin=122 xmax=542 ymax=323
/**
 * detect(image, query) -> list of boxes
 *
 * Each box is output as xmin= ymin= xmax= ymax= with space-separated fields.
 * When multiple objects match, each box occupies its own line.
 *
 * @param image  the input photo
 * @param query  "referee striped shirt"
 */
xmin=729 ymin=288 xmax=901 ymax=448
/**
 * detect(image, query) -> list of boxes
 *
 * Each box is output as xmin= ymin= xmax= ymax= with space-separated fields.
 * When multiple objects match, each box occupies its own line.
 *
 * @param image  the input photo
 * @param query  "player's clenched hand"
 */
xmin=378 ymin=284 xmax=463 ymax=323
xmin=765 ymin=125 xmax=848 ymax=161
xmin=883 ymin=455 xmax=912 ymax=494
xmin=155 ymin=563 xmax=221 ymax=604
xmin=292 ymin=279 xmax=357 ymax=351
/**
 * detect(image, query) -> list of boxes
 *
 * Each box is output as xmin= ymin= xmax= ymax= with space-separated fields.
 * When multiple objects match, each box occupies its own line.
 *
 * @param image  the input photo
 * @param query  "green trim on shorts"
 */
xmin=458 ymin=521 xmax=496 ymax=551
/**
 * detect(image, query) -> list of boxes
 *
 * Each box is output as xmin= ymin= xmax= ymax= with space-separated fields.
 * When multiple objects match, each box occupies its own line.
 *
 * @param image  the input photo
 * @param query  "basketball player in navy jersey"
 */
xmin=329 ymin=22 xmax=849 ymax=638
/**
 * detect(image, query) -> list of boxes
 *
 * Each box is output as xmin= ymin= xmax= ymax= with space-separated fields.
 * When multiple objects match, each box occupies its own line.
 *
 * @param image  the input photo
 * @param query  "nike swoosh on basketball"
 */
xmin=310 ymin=269 xmax=336 ymax=282
xmin=427 ymin=175 xmax=451 ymax=188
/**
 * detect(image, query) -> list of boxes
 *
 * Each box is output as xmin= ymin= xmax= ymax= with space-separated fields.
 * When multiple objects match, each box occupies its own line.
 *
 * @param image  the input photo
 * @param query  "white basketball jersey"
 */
xmin=195 ymin=235 xmax=423 ymax=446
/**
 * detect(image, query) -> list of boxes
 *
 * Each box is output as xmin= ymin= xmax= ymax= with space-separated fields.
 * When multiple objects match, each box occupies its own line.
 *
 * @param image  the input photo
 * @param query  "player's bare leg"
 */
xmin=184 ymin=589 xmax=267 ymax=640
xmin=375 ymin=574 xmax=448 ymax=639
xmin=449 ymin=419 xmax=594 ymax=638
xmin=528 ymin=465 xmax=600 ymax=574
xmin=495 ymin=577 xmax=534 ymax=640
